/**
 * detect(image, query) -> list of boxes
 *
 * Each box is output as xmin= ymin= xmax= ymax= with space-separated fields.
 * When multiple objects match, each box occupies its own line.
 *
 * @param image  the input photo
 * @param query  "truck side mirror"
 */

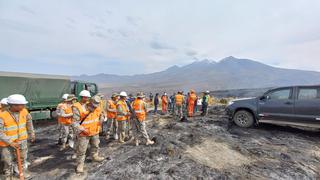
xmin=260 ymin=95 xmax=269 ymax=101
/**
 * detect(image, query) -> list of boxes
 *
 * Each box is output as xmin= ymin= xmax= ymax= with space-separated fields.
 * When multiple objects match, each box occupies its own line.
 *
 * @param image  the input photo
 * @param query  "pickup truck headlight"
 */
xmin=227 ymin=101 xmax=234 ymax=106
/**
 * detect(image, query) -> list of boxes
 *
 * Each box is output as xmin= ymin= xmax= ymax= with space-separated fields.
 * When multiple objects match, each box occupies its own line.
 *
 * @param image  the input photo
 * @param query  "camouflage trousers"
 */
xmin=59 ymin=124 xmax=75 ymax=145
xmin=105 ymin=118 xmax=118 ymax=137
xmin=175 ymin=104 xmax=183 ymax=118
xmin=1 ymin=140 xmax=28 ymax=176
xmin=117 ymin=120 xmax=127 ymax=142
xmin=76 ymin=135 xmax=100 ymax=164
xmin=132 ymin=118 xmax=149 ymax=141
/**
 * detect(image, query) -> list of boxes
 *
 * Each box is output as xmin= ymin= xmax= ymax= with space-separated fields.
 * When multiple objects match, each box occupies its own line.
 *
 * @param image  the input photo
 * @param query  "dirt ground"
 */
xmin=27 ymin=106 xmax=320 ymax=180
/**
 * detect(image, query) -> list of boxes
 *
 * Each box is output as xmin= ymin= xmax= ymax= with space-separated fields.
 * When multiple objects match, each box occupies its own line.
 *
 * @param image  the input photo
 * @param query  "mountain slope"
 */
xmin=73 ymin=56 xmax=320 ymax=94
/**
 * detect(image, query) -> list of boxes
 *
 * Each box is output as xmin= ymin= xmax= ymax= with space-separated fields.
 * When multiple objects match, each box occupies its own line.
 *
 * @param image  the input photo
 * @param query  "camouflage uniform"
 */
xmin=0 ymin=111 xmax=34 ymax=178
xmin=72 ymin=105 xmax=105 ymax=167
xmin=56 ymin=105 xmax=74 ymax=145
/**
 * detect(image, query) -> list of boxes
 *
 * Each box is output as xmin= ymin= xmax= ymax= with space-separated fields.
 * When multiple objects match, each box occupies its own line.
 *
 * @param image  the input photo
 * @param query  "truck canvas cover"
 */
xmin=0 ymin=71 xmax=71 ymax=110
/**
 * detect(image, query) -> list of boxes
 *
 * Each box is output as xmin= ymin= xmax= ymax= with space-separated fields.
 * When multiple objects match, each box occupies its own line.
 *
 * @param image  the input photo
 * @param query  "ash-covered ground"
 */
xmin=28 ymin=106 xmax=320 ymax=180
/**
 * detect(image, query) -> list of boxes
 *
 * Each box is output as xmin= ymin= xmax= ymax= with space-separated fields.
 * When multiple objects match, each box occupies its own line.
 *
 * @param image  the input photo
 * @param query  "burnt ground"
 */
xmin=27 ymin=106 xmax=320 ymax=180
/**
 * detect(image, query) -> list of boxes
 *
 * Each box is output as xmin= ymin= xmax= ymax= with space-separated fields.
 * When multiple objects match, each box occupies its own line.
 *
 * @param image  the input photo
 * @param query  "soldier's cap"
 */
xmin=90 ymin=95 xmax=101 ymax=107
xmin=111 ymin=93 xmax=119 ymax=98
xmin=66 ymin=94 xmax=76 ymax=101
xmin=96 ymin=93 xmax=105 ymax=98
xmin=136 ymin=92 xmax=145 ymax=98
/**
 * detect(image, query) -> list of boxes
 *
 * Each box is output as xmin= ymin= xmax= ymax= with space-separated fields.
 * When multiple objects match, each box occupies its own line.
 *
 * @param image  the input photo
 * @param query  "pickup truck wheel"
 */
xmin=233 ymin=110 xmax=254 ymax=128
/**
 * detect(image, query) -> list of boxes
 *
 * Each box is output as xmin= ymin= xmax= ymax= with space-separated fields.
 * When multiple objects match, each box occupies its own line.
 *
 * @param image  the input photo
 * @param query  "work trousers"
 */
xmin=175 ymin=104 xmax=183 ymax=118
xmin=187 ymin=103 xmax=195 ymax=117
xmin=60 ymin=124 xmax=74 ymax=144
xmin=132 ymin=118 xmax=149 ymax=141
xmin=105 ymin=118 xmax=118 ymax=137
xmin=76 ymin=135 xmax=100 ymax=165
xmin=1 ymin=141 xmax=28 ymax=176
xmin=117 ymin=120 xmax=127 ymax=142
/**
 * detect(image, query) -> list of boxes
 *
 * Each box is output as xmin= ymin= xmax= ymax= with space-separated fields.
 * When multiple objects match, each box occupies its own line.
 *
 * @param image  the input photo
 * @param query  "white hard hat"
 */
xmin=119 ymin=91 xmax=127 ymax=97
xmin=62 ymin=94 xmax=69 ymax=100
xmin=0 ymin=98 xmax=8 ymax=105
xmin=79 ymin=90 xmax=91 ymax=97
xmin=7 ymin=94 xmax=28 ymax=105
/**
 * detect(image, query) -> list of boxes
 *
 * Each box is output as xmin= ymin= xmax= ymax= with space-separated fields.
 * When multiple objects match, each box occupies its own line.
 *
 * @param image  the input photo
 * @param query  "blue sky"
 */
xmin=0 ymin=0 xmax=320 ymax=75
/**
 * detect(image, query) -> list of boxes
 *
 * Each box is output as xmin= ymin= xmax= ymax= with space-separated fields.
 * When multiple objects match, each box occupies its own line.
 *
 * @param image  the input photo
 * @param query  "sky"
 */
xmin=0 ymin=0 xmax=320 ymax=75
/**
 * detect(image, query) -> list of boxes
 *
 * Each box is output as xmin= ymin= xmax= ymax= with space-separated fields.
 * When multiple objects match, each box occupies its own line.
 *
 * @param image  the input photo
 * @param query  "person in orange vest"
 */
xmin=161 ymin=93 xmax=168 ymax=114
xmin=187 ymin=90 xmax=198 ymax=117
xmin=0 ymin=98 xmax=9 ymax=112
xmin=116 ymin=91 xmax=130 ymax=143
xmin=132 ymin=92 xmax=154 ymax=146
xmin=57 ymin=94 xmax=76 ymax=151
xmin=0 ymin=94 xmax=35 ymax=179
xmin=105 ymin=93 xmax=119 ymax=140
xmin=56 ymin=94 xmax=69 ymax=145
xmin=175 ymin=91 xmax=185 ymax=119
xmin=71 ymin=90 xmax=91 ymax=160
xmin=72 ymin=95 xmax=105 ymax=173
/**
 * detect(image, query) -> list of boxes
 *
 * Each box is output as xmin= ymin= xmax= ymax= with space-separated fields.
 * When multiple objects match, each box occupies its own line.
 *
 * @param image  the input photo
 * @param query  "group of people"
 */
xmin=56 ymin=90 xmax=155 ymax=174
xmin=152 ymin=90 xmax=211 ymax=119
xmin=0 ymin=89 xmax=210 ymax=179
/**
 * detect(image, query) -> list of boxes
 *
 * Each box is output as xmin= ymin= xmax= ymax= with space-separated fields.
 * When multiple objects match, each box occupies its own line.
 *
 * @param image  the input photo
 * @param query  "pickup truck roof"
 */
xmin=0 ymin=71 xmax=70 ymax=80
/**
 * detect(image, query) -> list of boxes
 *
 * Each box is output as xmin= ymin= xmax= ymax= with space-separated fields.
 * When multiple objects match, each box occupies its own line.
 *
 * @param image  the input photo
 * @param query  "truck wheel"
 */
xmin=233 ymin=110 xmax=254 ymax=128
xmin=50 ymin=110 xmax=58 ymax=119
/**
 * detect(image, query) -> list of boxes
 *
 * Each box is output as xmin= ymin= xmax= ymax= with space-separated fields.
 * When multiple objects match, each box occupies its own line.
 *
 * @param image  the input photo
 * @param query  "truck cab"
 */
xmin=71 ymin=81 xmax=98 ymax=100
xmin=226 ymin=85 xmax=320 ymax=128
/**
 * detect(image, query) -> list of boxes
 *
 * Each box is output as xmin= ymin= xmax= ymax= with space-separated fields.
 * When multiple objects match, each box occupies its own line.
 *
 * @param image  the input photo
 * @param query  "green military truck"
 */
xmin=0 ymin=71 xmax=98 ymax=120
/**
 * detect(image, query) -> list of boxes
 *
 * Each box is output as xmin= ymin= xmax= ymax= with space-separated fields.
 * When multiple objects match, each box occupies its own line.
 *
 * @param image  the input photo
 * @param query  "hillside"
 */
xmin=73 ymin=56 xmax=320 ymax=94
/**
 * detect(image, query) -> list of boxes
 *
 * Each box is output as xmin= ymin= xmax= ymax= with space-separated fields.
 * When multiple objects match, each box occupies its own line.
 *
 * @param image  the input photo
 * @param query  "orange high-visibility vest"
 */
xmin=58 ymin=103 xmax=73 ymax=125
xmin=73 ymin=102 xmax=89 ymax=120
xmin=116 ymin=100 xmax=129 ymax=121
xmin=132 ymin=99 xmax=146 ymax=121
xmin=107 ymin=100 xmax=117 ymax=119
xmin=0 ymin=109 xmax=29 ymax=147
xmin=161 ymin=96 xmax=168 ymax=104
xmin=79 ymin=107 xmax=102 ymax=137
xmin=175 ymin=94 xmax=184 ymax=105
xmin=188 ymin=93 xmax=197 ymax=105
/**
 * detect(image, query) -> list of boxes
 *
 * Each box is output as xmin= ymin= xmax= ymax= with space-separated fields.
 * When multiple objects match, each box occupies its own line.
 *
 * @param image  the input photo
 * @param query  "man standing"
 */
xmin=0 ymin=94 xmax=35 ymax=179
xmin=72 ymin=90 xmax=91 ymax=159
xmin=56 ymin=94 xmax=69 ymax=145
xmin=132 ymin=92 xmax=154 ymax=146
xmin=72 ymin=95 xmax=104 ymax=173
xmin=187 ymin=90 xmax=197 ymax=117
xmin=170 ymin=93 xmax=175 ymax=114
xmin=116 ymin=91 xmax=130 ymax=143
xmin=105 ymin=93 xmax=119 ymax=140
xmin=57 ymin=95 xmax=75 ymax=151
xmin=175 ymin=91 xmax=185 ymax=119
xmin=201 ymin=91 xmax=211 ymax=116
xmin=161 ymin=93 xmax=168 ymax=114
xmin=153 ymin=93 xmax=159 ymax=114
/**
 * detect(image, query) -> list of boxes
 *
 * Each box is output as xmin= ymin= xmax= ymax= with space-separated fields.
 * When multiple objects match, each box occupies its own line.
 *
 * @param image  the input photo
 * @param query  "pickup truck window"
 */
xmin=267 ymin=89 xmax=291 ymax=100
xmin=298 ymin=88 xmax=319 ymax=100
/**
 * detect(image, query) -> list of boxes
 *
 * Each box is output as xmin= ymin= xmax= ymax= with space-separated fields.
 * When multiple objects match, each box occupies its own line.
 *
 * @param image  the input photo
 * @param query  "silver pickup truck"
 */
xmin=226 ymin=85 xmax=320 ymax=128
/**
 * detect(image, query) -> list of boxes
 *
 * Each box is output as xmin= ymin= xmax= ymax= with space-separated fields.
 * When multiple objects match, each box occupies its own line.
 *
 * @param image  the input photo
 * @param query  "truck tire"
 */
xmin=50 ymin=110 xmax=58 ymax=119
xmin=233 ymin=110 xmax=254 ymax=128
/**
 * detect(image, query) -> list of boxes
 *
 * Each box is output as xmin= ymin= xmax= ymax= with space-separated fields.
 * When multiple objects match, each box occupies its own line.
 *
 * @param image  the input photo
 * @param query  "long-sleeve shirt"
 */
xmin=0 ymin=110 xmax=35 ymax=145
xmin=56 ymin=104 xmax=73 ymax=118
xmin=71 ymin=105 xmax=104 ymax=132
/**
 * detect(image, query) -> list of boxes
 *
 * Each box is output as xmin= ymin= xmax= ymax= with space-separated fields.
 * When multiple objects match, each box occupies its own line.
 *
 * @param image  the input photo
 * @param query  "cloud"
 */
xmin=150 ymin=40 xmax=175 ymax=51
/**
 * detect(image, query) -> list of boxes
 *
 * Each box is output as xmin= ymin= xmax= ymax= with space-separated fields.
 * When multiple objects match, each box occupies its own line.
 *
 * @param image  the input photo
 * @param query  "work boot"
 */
xmin=76 ymin=163 xmax=84 ymax=173
xmin=119 ymin=139 xmax=125 ymax=143
xmin=3 ymin=175 xmax=11 ymax=180
xmin=146 ymin=139 xmax=154 ymax=145
xmin=71 ymin=154 xmax=77 ymax=159
xmin=59 ymin=143 xmax=66 ymax=151
xmin=24 ymin=170 xmax=31 ymax=179
xmin=92 ymin=154 xmax=104 ymax=162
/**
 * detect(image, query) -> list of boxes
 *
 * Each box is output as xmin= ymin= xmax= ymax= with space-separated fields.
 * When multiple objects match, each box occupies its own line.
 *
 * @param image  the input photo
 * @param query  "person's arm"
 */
xmin=144 ymin=102 xmax=148 ymax=115
xmin=106 ymin=101 xmax=116 ymax=112
xmin=26 ymin=113 xmax=35 ymax=142
xmin=57 ymin=108 xmax=73 ymax=118
xmin=0 ymin=117 xmax=13 ymax=145
xmin=71 ymin=107 xmax=83 ymax=131
xmin=99 ymin=111 xmax=105 ymax=124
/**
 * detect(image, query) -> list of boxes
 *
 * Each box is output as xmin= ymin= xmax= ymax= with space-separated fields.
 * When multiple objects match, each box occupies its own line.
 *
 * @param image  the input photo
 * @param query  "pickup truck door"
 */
xmin=294 ymin=87 xmax=320 ymax=125
xmin=258 ymin=87 xmax=295 ymax=122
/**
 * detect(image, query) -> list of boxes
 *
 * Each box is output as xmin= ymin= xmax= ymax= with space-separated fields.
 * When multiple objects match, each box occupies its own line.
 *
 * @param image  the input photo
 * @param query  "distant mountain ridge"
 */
xmin=73 ymin=56 xmax=320 ymax=94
